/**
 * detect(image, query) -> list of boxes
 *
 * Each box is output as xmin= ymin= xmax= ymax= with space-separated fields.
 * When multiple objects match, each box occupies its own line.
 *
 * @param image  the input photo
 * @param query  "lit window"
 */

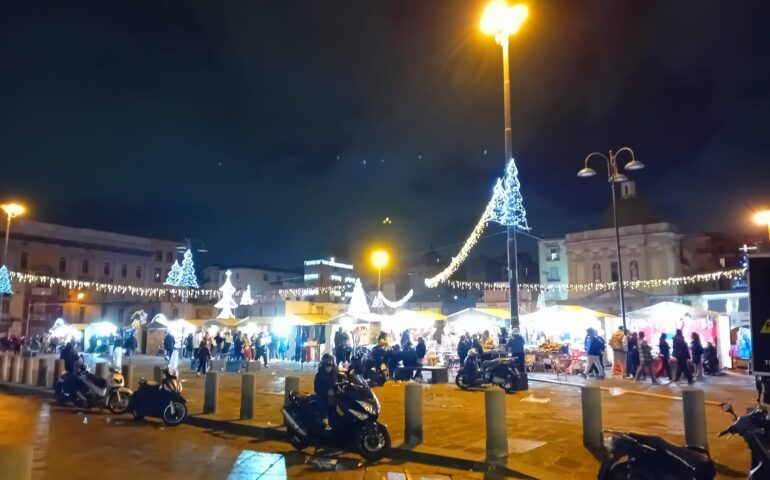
xmin=592 ymin=263 xmax=601 ymax=283
xmin=548 ymin=248 xmax=560 ymax=261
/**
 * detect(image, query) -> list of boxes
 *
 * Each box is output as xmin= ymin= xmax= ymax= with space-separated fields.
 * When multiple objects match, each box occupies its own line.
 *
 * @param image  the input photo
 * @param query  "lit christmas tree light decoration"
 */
xmin=0 ymin=265 xmax=12 ymax=295
xmin=488 ymin=158 xmax=530 ymax=230
xmin=177 ymin=249 xmax=199 ymax=289
xmin=240 ymin=284 xmax=254 ymax=306
xmin=215 ymin=270 xmax=238 ymax=319
xmin=348 ymin=279 xmax=371 ymax=316
xmin=163 ymin=260 xmax=181 ymax=287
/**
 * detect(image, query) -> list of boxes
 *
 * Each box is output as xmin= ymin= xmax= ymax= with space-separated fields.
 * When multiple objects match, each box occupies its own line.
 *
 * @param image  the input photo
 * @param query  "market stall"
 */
xmin=83 ymin=320 xmax=118 ymax=353
xmin=48 ymin=318 xmax=81 ymax=347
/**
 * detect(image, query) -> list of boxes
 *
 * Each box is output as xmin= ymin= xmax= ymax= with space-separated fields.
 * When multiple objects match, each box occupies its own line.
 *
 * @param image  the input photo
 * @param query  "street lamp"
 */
xmin=480 ymin=1 xmax=528 ymax=329
xmin=753 ymin=210 xmax=770 ymax=243
xmin=176 ymin=237 xmax=208 ymax=253
xmin=371 ymin=250 xmax=389 ymax=291
xmin=1 ymin=202 xmax=26 ymax=264
xmin=577 ymin=147 xmax=644 ymax=331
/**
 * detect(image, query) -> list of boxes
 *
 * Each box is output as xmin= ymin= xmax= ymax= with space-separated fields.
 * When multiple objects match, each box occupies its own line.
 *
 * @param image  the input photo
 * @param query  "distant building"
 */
xmin=303 ymin=257 xmax=356 ymax=302
xmin=538 ymin=238 xmax=568 ymax=302
xmin=201 ymin=265 xmax=302 ymax=293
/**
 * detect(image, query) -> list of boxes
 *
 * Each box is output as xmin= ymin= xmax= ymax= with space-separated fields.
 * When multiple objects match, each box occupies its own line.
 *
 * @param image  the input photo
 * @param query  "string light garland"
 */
xmin=442 ymin=268 xmax=746 ymax=292
xmin=376 ymin=289 xmax=414 ymax=309
xmin=277 ymin=285 xmax=347 ymax=298
xmin=8 ymin=271 xmax=220 ymax=299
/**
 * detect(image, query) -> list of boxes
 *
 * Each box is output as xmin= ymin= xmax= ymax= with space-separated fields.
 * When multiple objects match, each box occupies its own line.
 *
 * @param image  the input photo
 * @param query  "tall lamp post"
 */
xmin=1 ymin=203 xmax=26 ymax=264
xmin=577 ymin=148 xmax=645 ymax=331
xmin=753 ymin=210 xmax=770 ymax=245
xmin=371 ymin=250 xmax=389 ymax=292
xmin=480 ymin=1 xmax=528 ymax=329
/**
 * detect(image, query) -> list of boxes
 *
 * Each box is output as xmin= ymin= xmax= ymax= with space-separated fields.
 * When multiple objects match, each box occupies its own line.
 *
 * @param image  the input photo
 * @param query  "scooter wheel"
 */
xmin=287 ymin=425 xmax=310 ymax=451
xmin=107 ymin=391 xmax=130 ymax=414
xmin=54 ymin=383 xmax=67 ymax=406
xmin=502 ymin=374 xmax=516 ymax=394
xmin=356 ymin=423 xmax=391 ymax=462
xmin=162 ymin=401 xmax=187 ymax=426
xmin=455 ymin=373 xmax=469 ymax=390
xmin=601 ymin=459 xmax=656 ymax=480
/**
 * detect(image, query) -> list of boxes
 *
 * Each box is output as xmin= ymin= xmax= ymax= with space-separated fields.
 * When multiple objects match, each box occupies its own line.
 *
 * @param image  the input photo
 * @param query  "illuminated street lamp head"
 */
xmin=0 ymin=203 xmax=26 ymax=218
xmin=753 ymin=210 xmax=770 ymax=226
xmin=480 ymin=1 xmax=528 ymax=39
xmin=371 ymin=250 xmax=389 ymax=269
xmin=624 ymin=158 xmax=645 ymax=171
xmin=577 ymin=167 xmax=597 ymax=178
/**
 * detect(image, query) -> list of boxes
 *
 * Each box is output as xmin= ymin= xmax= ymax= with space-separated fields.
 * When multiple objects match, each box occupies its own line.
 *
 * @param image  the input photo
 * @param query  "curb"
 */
xmin=0 ymin=381 xmax=55 ymax=400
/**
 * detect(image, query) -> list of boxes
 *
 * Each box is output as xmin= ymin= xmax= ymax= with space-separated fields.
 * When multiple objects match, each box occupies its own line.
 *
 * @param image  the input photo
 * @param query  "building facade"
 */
xmin=303 ymin=257 xmax=356 ymax=302
xmin=537 ymin=238 xmax=568 ymax=302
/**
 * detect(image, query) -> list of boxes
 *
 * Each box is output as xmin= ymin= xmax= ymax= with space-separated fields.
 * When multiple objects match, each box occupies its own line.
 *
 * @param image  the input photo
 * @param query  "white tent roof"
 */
xmin=627 ymin=301 xmax=719 ymax=321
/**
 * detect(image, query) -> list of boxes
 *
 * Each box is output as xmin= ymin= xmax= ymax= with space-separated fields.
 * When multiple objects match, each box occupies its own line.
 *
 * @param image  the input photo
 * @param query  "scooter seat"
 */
xmin=628 ymin=433 xmax=711 ymax=465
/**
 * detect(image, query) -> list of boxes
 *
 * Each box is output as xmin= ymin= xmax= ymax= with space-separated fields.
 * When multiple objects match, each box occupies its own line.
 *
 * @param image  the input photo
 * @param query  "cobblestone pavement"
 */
xmin=116 ymin=355 xmax=756 ymax=479
xmin=0 ymin=392 xmax=485 ymax=479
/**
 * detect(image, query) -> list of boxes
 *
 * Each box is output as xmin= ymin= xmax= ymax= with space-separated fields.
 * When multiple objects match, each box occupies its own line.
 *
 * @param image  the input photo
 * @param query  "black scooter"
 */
xmin=599 ymin=430 xmax=715 ymax=479
xmin=130 ymin=367 xmax=187 ymax=426
xmin=456 ymin=355 xmax=523 ymax=393
xmin=282 ymin=373 xmax=391 ymax=462
xmin=719 ymin=402 xmax=770 ymax=479
xmin=348 ymin=347 xmax=388 ymax=387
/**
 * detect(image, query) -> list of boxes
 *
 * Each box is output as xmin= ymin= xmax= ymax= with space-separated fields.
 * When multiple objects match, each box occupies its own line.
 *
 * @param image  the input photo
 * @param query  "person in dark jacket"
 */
xmin=471 ymin=334 xmax=483 ymax=358
xmin=232 ymin=333 xmax=243 ymax=361
xmin=184 ymin=333 xmax=194 ymax=359
xmin=583 ymin=328 xmax=606 ymax=379
xmin=163 ymin=332 xmax=175 ymax=359
xmin=399 ymin=342 xmax=418 ymax=381
xmin=690 ymin=332 xmax=704 ymax=381
xmin=314 ymin=353 xmax=338 ymax=426
xmin=414 ymin=337 xmax=427 ymax=380
xmin=457 ymin=335 xmax=470 ymax=367
xmin=333 ymin=328 xmax=348 ymax=368
xmin=60 ymin=341 xmax=80 ymax=374
xmin=387 ymin=344 xmax=402 ymax=379
xmin=214 ymin=333 xmax=224 ymax=357
xmin=672 ymin=329 xmax=693 ymax=385
xmin=626 ymin=332 xmax=639 ymax=378
xmin=196 ymin=341 xmax=212 ymax=376
xmin=657 ymin=333 xmax=672 ymax=379
xmin=400 ymin=329 xmax=411 ymax=349
xmin=123 ymin=334 xmax=137 ymax=360
xmin=507 ymin=328 xmax=526 ymax=372
xmin=703 ymin=342 xmax=719 ymax=375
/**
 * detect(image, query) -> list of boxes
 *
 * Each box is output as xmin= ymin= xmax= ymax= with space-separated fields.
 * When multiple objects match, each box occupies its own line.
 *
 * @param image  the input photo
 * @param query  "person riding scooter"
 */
xmin=314 ymin=353 xmax=338 ymax=427
xmin=464 ymin=348 xmax=481 ymax=383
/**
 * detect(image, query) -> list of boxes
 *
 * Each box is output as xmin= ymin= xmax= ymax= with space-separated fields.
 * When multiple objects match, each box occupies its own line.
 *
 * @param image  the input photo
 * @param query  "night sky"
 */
xmin=2 ymin=1 xmax=770 ymax=271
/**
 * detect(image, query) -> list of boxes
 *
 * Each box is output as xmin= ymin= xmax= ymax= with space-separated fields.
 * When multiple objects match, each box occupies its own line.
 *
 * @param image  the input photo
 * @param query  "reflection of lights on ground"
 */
xmin=608 ymin=387 xmax=625 ymax=396
xmin=226 ymin=451 xmax=286 ymax=479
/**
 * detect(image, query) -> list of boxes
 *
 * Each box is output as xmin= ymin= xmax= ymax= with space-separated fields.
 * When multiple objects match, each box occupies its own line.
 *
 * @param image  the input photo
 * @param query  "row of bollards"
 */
xmin=200 ymin=371 xmax=262 ymax=420
xmin=581 ymin=384 xmax=709 ymax=451
xmin=0 ymin=353 xmax=129 ymax=389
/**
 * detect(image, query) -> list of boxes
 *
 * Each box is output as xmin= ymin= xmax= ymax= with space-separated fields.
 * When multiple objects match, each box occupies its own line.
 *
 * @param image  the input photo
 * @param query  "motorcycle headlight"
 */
xmin=357 ymin=400 xmax=377 ymax=416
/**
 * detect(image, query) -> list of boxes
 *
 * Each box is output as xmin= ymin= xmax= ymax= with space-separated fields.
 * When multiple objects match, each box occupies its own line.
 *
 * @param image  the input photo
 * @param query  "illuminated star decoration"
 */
xmin=488 ymin=158 xmax=530 ymax=230
xmin=0 ymin=265 xmax=13 ymax=295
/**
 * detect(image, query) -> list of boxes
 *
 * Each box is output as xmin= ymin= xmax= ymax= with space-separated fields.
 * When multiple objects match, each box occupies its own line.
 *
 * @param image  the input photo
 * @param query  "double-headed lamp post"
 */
xmin=1 ymin=202 xmax=26 ymax=264
xmin=480 ymin=0 xmax=528 ymax=329
xmin=753 ymin=210 xmax=770 ymax=244
xmin=577 ymin=148 xmax=645 ymax=331
xmin=371 ymin=250 xmax=389 ymax=292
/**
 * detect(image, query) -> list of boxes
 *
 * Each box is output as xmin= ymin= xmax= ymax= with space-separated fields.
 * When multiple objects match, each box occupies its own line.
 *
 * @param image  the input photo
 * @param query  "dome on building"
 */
xmin=600 ymin=181 xmax=659 ymax=228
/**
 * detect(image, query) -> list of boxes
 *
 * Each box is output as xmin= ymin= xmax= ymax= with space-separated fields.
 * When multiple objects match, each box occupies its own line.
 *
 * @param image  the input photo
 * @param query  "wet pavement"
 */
xmin=0 ymin=393 xmax=484 ymax=480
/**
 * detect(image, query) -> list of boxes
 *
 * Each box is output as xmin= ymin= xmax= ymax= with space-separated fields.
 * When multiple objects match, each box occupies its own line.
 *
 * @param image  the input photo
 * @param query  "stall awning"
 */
xmin=446 ymin=308 xmax=510 ymax=322
xmin=627 ymin=301 xmax=719 ymax=319
xmin=287 ymin=313 xmax=331 ymax=325
xmin=397 ymin=309 xmax=446 ymax=322
xmin=520 ymin=305 xmax=611 ymax=323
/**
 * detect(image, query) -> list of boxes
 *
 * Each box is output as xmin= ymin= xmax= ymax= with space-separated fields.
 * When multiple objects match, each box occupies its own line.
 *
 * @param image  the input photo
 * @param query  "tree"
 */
xmin=348 ymin=279 xmax=370 ymax=316
xmin=0 ymin=266 xmax=12 ymax=295
xmin=164 ymin=260 xmax=181 ymax=287
xmin=489 ymin=158 xmax=530 ymax=230
xmin=240 ymin=285 xmax=254 ymax=306
xmin=215 ymin=269 xmax=238 ymax=319
xmin=177 ymin=249 xmax=199 ymax=288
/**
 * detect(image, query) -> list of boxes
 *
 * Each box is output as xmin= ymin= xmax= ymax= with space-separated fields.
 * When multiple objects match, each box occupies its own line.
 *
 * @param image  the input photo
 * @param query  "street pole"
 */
xmin=610 ymin=178 xmax=627 ymax=331
xmin=1 ymin=214 xmax=11 ymax=326
xmin=500 ymin=36 xmax=520 ymax=329
xmin=377 ymin=267 xmax=382 ymax=292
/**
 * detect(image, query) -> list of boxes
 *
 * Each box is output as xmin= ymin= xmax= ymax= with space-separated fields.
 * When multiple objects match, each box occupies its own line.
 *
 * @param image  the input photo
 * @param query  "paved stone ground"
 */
xmin=117 ymin=355 xmax=757 ymax=479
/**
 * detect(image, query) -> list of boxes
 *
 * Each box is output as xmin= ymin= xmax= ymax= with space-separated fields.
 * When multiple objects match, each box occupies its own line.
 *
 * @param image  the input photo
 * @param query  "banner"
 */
xmin=749 ymin=255 xmax=770 ymax=375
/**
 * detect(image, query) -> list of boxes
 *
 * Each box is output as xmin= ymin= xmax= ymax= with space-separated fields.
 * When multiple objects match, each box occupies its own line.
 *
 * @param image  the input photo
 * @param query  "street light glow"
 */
xmin=480 ymin=1 xmax=528 ymax=37
xmin=1 ymin=203 xmax=26 ymax=218
xmin=754 ymin=210 xmax=770 ymax=226
xmin=371 ymin=250 xmax=389 ymax=269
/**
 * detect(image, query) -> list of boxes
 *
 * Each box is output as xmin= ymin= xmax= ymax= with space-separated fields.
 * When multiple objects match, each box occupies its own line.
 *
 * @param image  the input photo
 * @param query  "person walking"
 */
xmin=214 ymin=332 xmax=224 ymax=358
xmin=334 ymin=327 xmax=347 ymax=368
xmin=506 ymin=328 xmax=526 ymax=372
xmin=609 ymin=327 xmax=627 ymax=378
xmin=626 ymin=332 xmax=639 ymax=378
xmin=242 ymin=334 xmax=253 ymax=362
xmin=163 ymin=332 xmax=175 ymax=359
xmin=414 ymin=337 xmax=427 ymax=380
xmin=123 ymin=333 xmax=137 ymax=361
xmin=690 ymin=332 xmax=704 ymax=381
xmin=672 ymin=329 xmax=693 ymax=385
xmin=184 ymin=333 xmax=194 ymax=359
xmin=457 ymin=334 xmax=469 ymax=368
xmin=196 ymin=340 xmax=212 ymax=377
xmin=634 ymin=332 xmax=658 ymax=384
xmin=658 ymin=333 xmax=672 ymax=380
xmin=583 ymin=328 xmax=606 ymax=379
xmin=223 ymin=330 xmax=232 ymax=358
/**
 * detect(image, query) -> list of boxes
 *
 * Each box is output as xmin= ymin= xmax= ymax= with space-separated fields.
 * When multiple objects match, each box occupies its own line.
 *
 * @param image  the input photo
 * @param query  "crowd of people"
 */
xmin=594 ymin=326 xmax=720 ymax=384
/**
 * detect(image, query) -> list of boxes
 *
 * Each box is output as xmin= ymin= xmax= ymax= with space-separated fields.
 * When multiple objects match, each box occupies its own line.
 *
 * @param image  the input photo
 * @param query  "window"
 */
xmin=81 ymin=259 xmax=89 ymax=274
xmin=121 ymin=264 xmax=127 ymax=278
xmin=20 ymin=252 xmax=28 ymax=269
xmin=117 ymin=308 xmax=125 ymax=323
xmin=59 ymin=257 xmax=67 ymax=273
xmin=103 ymin=262 xmax=110 ymax=276
xmin=154 ymin=268 xmax=161 ymax=283
xmin=611 ymin=261 xmax=619 ymax=282
xmin=547 ymin=267 xmax=560 ymax=282
xmin=155 ymin=251 xmax=162 ymax=262
xmin=263 ymin=273 xmax=269 ymax=281
xmin=135 ymin=266 xmax=142 ymax=279
xmin=719 ymin=257 xmax=726 ymax=268
xmin=630 ymin=261 xmax=639 ymax=281
xmin=277 ymin=275 xmax=282 ymax=281
xmin=79 ymin=306 xmax=86 ymax=322
xmin=171 ymin=307 xmax=179 ymax=318
xmin=548 ymin=247 xmax=560 ymax=262
xmin=166 ymin=252 xmax=174 ymax=263
xmin=235 ymin=272 xmax=240 ymax=280
xmin=592 ymin=263 xmax=602 ymax=283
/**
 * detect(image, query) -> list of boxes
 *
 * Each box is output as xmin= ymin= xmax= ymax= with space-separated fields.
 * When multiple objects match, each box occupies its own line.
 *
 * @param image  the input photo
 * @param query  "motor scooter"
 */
xmin=130 ymin=367 xmax=187 ymax=426
xmin=455 ymin=355 xmax=523 ymax=393
xmin=348 ymin=347 xmax=388 ymax=387
xmin=719 ymin=402 xmax=770 ymax=479
xmin=54 ymin=363 xmax=132 ymax=414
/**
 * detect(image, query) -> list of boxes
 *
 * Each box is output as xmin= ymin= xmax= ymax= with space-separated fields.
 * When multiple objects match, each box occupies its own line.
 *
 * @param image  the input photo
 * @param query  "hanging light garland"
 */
xmin=376 ymin=289 xmax=414 ymax=309
xmin=442 ymin=268 xmax=746 ymax=292
xmin=277 ymin=285 xmax=347 ymax=298
xmin=9 ymin=271 xmax=220 ymax=299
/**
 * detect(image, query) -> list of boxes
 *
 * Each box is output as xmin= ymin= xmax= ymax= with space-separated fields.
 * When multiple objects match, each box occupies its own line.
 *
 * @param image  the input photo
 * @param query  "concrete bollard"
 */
xmin=36 ymin=359 xmax=49 ymax=387
xmin=212 ymin=358 xmax=225 ymax=372
xmin=245 ymin=360 xmax=260 ymax=373
xmin=683 ymin=387 xmax=708 ymax=450
xmin=10 ymin=355 xmax=21 ymax=383
xmin=22 ymin=357 xmax=34 ymax=385
xmin=0 ymin=445 xmax=32 ymax=480
xmin=404 ymin=383 xmax=423 ymax=446
xmin=53 ymin=359 xmax=65 ymax=384
xmin=121 ymin=364 xmax=134 ymax=389
xmin=95 ymin=362 xmax=108 ymax=379
xmin=240 ymin=373 xmax=256 ymax=420
xmin=0 ymin=354 xmax=9 ymax=382
xmin=581 ymin=385 xmax=603 ymax=450
xmin=203 ymin=371 xmax=219 ymax=414
xmin=485 ymin=390 xmax=509 ymax=461
xmin=153 ymin=365 xmax=163 ymax=383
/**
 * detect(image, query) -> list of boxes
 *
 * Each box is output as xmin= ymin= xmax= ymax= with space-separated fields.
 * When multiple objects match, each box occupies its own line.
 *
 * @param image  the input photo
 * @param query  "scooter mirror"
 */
xmin=720 ymin=402 xmax=733 ymax=413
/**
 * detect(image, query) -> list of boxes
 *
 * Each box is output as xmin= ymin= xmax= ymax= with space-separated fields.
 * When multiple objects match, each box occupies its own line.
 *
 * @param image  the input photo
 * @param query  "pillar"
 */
xmin=203 ymin=371 xmax=219 ymax=414
xmin=683 ymin=388 xmax=708 ymax=450
xmin=240 ymin=373 xmax=256 ymax=420
xmin=22 ymin=357 xmax=34 ymax=385
xmin=36 ymin=359 xmax=49 ymax=387
xmin=404 ymin=383 xmax=423 ymax=446
xmin=121 ymin=364 xmax=134 ymax=389
xmin=10 ymin=355 xmax=21 ymax=383
xmin=485 ymin=390 xmax=508 ymax=461
xmin=581 ymin=385 xmax=603 ymax=450
xmin=0 ymin=354 xmax=9 ymax=382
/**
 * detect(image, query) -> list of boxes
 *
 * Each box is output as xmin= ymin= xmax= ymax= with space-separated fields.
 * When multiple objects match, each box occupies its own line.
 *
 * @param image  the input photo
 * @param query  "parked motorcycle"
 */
xmin=282 ymin=373 xmax=391 ymax=462
xmin=54 ymin=364 xmax=132 ymax=414
xmin=348 ymin=347 xmax=388 ymax=387
xmin=455 ymin=355 xmax=522 ymax=393
xmin=719 ymin=402 xmax=770 ymax=479
xmin=130 ymin=367 xmax=187 ymax=426
xmin=598 ymin=429 xmax=715 ymax=479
